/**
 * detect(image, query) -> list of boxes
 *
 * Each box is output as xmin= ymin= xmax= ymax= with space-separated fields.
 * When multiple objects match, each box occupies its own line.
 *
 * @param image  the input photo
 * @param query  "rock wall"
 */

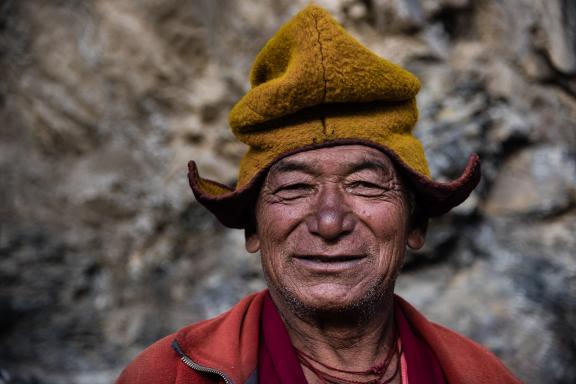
xmin=0 ymin=0 xmax=575 ymax=383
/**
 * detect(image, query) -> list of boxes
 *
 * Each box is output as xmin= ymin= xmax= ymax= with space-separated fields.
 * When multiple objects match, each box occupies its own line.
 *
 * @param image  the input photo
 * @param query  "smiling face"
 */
xmin=246 ymin=145 xmax=425 ymax=315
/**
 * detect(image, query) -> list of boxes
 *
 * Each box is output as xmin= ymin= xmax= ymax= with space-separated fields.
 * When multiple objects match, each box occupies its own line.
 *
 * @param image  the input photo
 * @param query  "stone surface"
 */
xmin=536 ymin=0 xmax=576 ymax=74
xmin=1 ymin=1 xmax=575 ymax=383
xmin=485 ymin=146 xmax=576 ymax=216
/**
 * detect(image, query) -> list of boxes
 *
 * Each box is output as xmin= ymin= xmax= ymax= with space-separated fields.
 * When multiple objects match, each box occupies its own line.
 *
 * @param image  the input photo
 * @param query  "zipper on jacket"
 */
xmin=172 ymin=340 xmax=234 ymax=384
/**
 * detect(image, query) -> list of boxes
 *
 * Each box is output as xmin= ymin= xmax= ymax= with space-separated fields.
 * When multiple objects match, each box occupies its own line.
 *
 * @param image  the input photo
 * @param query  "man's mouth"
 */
xmin=292 ymin=254 xmax=366 ymax=272
xmin=296 ymin=255 xmax=364 ymax=262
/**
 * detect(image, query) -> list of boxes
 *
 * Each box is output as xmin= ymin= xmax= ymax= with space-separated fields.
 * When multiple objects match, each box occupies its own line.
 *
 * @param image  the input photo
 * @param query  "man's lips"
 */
xmin=292 ymin=254 xmax=366 ymax=272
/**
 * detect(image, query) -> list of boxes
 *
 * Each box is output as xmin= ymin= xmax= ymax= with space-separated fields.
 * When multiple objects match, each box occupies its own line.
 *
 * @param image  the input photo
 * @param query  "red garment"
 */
xmin=395 ymin=297 xmax=445 ymax=384
xmin=258 ymin=292 xmax=446 ymax=384
xmin=258 ymin=292 xmax=308 ymax=383
xmin=116 ymin=290 xmax=521 ymax=384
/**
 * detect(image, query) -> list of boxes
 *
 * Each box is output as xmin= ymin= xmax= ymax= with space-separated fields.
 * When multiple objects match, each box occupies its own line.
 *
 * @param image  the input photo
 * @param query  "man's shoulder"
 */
xmin=428 ymin=320 xmax=503 ymax=360
xmin=115 ymin=291 xmax=267 ymax=384
xmin=429 ymin=322 xmax=522 ymax=383
xmin=115 ymin=333 xmax=181 ymax=384
xmin=396 ymin=296 xmax=521 ymax=383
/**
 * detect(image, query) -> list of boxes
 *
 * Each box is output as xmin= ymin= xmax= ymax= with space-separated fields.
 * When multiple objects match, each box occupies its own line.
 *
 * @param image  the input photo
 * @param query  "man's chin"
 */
xmin=275 ymin=283 xmax=390 ymax=318
xmin=300 ymin=286 xmax=359 ymax=309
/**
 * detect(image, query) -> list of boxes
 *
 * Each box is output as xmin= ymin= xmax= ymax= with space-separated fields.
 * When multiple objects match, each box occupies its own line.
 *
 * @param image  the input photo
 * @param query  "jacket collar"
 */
xmin=174 ymin=291 xmax=266 ymax=384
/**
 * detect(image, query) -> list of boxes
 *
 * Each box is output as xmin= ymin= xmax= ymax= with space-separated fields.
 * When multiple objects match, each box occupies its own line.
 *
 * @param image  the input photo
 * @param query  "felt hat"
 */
xmin=188 ymin=4 xmax=480 ymax=229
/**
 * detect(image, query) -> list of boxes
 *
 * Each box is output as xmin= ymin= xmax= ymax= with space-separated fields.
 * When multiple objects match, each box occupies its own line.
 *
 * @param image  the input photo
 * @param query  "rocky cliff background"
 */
xmin=0 ymin=0 xmax=575 ymax=383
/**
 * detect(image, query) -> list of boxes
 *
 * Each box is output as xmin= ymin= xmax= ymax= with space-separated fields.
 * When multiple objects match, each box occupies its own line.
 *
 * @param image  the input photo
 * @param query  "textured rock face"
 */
xmin=0 ymin=1 xmax=575 ymax=383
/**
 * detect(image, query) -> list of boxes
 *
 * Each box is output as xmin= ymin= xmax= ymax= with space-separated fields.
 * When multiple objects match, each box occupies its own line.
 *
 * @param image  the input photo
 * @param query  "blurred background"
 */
xmin=0 ymin=0 xmax=575 ymax=383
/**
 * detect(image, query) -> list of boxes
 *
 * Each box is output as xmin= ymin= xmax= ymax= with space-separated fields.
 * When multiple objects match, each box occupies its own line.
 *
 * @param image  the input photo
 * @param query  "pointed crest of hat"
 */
xmin=229 ymin=4 xmax=420 ymax=132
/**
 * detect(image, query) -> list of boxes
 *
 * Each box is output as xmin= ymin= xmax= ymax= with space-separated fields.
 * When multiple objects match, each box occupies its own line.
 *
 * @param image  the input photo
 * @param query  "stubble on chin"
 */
xmin=263 ymin=264 xmax=397 ymax=325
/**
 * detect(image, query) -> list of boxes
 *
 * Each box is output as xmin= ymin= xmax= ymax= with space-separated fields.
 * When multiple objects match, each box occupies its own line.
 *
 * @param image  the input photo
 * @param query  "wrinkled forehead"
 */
xmin=267 ymin=145 xmax=398 ymax=179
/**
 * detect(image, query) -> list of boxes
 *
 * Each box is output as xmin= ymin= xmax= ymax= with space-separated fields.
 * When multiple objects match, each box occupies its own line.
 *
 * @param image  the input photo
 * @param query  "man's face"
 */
xmin=246 ymin=145 xmax=425 ymax=314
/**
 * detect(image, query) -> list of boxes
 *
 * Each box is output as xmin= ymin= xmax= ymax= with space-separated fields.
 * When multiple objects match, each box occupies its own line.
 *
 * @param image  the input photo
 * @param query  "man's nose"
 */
xmin=306 ymin=186 xmax=355 ymax=241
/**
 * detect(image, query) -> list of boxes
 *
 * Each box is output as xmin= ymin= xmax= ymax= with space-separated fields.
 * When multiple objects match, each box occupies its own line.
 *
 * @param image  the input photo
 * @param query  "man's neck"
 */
xmin=269 ymin=290 xmax=399 ymax=383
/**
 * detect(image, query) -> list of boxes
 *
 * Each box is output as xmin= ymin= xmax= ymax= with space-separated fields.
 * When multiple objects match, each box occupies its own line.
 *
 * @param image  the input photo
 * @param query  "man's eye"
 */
xmin=347 ymin=181 xmax=385 ymax=196
xmin=274 ymin=183 xmax=314 ymax=199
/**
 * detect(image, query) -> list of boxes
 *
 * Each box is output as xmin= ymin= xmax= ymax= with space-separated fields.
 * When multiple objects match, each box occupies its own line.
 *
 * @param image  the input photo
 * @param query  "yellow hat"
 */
xmin=188 ymin=4 xmax=480 ymax=228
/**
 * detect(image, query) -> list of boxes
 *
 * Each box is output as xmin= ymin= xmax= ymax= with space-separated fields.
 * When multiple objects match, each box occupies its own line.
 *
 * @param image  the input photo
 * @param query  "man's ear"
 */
xmin=407 ymin=215 xmax=427 ymax=250
xmin=245 ymin=230 xmax=260 ymax=253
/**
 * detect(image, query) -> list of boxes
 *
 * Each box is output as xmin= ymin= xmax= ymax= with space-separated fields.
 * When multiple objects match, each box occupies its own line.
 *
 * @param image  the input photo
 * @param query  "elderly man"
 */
xmin=117 ymin=4 xmax=520 ymax=384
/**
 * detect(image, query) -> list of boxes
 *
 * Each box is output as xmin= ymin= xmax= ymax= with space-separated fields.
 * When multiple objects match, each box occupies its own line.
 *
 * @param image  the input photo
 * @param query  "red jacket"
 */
xmin=116 ymin=291 xmax=521 ymax=384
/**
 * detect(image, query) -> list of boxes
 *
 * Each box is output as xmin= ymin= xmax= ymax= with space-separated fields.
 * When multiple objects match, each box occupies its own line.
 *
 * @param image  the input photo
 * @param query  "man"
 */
xmin=117 ymin=4 xmax=521 ymax=384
